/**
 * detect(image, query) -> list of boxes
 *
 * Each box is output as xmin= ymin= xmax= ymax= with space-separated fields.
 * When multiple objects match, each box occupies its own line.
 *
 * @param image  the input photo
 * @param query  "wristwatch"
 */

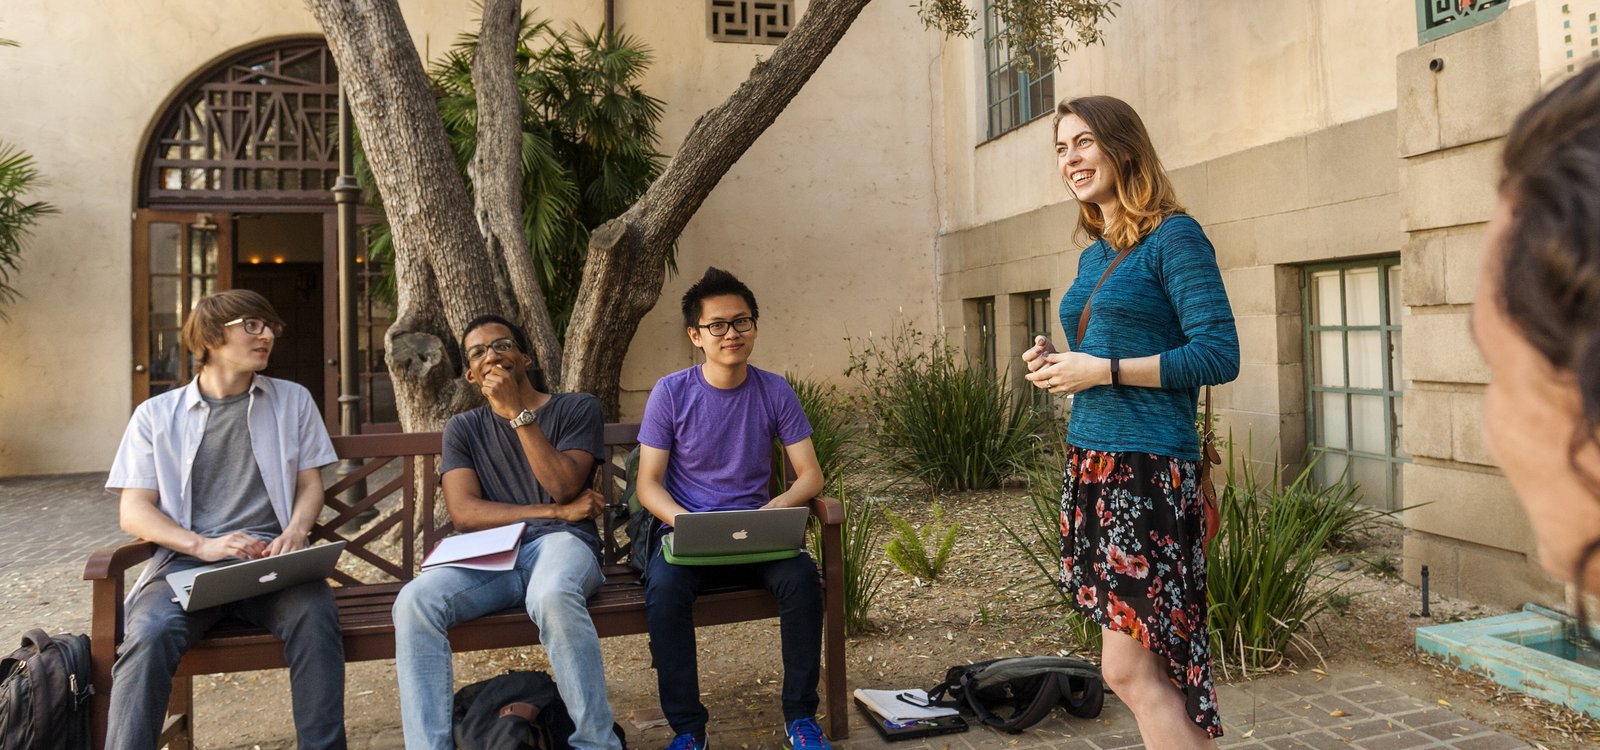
xmin=508 ymin=408 xmax=538 ymax=429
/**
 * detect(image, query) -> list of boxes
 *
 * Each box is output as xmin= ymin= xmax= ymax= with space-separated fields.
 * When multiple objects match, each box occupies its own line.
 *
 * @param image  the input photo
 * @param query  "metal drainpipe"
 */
xmin=333 ymin=87 xmax=369 ymax=527
xmin=606 ymin=0 xmax=615 ymax=41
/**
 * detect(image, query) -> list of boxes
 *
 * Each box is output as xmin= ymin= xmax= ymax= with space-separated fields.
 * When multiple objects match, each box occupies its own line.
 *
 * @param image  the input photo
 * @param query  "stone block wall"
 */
xmin=1396 ymin=3 xmax=1562 ymax=608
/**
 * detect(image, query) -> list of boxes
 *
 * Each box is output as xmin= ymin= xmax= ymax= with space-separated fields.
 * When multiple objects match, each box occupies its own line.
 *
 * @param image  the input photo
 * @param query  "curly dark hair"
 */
xmin=1495 ymin=62 xmax=1600 ymax=623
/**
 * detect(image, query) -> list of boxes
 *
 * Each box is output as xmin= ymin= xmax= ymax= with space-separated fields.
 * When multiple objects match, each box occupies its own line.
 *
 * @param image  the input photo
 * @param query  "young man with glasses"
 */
xmin=105 ymin=289 xmax=346 ymax=750
xmin=636 ymin=267 xmax=829 ymax=750
xmin=391 ymin=314 xmax=622 ymax=750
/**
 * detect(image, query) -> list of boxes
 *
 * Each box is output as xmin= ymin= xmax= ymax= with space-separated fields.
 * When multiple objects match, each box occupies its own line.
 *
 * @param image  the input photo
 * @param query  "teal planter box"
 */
xmin=1416 ymin=606 xmax=1600 ymax=720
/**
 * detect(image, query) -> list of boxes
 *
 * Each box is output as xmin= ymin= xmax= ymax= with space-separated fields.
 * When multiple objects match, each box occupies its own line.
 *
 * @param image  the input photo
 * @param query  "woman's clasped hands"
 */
xmin=1022 ymin=335 xmax=1108 ymax=395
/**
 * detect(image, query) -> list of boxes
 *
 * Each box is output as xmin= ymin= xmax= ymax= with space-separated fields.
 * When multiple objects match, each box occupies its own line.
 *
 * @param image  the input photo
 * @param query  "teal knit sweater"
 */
xmin=1058 ymin=214 xmax=1240 ymax=460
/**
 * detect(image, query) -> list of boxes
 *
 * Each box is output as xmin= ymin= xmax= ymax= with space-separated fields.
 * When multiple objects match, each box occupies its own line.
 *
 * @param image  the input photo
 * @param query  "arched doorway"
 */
xmin=132 ymin=38 xmax=396 ymax=431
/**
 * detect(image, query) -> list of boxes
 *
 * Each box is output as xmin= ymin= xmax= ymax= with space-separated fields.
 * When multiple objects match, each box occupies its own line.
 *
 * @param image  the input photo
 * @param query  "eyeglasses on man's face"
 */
xmin=225 ymin=317 xmax=284 ymax=337
xmin=695 ymin=316 xmax=757 ymax=337
xmin=465 ymin=337 xmax=520 ymax=362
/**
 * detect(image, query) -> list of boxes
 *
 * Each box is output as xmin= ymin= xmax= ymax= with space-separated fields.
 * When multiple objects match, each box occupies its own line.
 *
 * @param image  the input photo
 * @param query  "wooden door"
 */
xmin=131 ymin=210 xmax=232 ymax=404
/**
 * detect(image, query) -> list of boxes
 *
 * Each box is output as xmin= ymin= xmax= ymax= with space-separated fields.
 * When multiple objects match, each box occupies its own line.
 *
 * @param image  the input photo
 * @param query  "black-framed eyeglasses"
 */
xmin=695 ymin=316 xmax=756 ymax=337
xmin=465 ymin=337 xmax=519 ymax=362
xmin=224 ymin=317 xmax=284 ymax=337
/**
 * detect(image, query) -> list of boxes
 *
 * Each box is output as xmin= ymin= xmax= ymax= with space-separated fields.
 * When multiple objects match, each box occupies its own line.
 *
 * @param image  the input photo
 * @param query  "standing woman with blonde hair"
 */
xmin=1024 ymin=96 xmax=1239 ymax=746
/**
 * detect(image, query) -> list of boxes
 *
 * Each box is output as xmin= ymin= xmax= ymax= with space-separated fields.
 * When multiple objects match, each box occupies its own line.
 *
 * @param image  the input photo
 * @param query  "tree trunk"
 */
xmin=562 ymin=0 xmax=876 ymax=417
xmin=470 ymin=0 xmax=565 ymax=384
xmin=306 ymin=0 xmax=509 ymax=431
xmin=310 ymin=0 xmax=877 ymax=423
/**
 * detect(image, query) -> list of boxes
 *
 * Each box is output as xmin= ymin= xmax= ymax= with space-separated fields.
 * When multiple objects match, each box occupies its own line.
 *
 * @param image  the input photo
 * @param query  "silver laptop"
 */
xmin=668 ymin=507 xmax=809 ymax=556
xmin=165 ymin=542 xmax=346 ymax=611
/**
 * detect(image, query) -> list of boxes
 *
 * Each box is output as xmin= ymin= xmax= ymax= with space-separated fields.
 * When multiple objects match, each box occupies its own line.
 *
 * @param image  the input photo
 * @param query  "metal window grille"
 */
xmin=984 ymin=2 xmax=1055 ymax=140
xmin=970 ymin=296 xmax=998 ymax=375
xmin=1303 ymin=259 xmax=1407 ymax=510
xmin=1416 ymin=0 xmax=1510 ymax=45
xmin=708 ymin=0 xmax=792 ymax=44
xmin=144 ymin=41 xmax=339 ymax=205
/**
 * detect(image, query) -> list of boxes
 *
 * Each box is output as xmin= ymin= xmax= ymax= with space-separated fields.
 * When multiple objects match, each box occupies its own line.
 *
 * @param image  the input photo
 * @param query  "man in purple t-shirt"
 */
xmin=637 ymin=267 xmax=829 ymax=750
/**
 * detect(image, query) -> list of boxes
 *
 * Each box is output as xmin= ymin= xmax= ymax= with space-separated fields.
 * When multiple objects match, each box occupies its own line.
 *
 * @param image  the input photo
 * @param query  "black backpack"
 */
xmin=618 ymin=447 xmax=661 ymax=577
xmin=927 ymin=656 xmax=1105 ymax=733
xmin=0 ymin=630 xmax=93 ymax=750
xmin=453 ymin=670 xmax=626 ymax=750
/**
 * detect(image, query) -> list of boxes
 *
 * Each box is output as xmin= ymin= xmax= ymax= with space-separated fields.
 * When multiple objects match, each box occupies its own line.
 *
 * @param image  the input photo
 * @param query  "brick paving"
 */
xmin=0 ymin=473 xmax=1543 ymax=749
xmin=0 ymin=472 xmax=125 ymax=573
xmin=834 ymin=672 xmax=1534 ymax=749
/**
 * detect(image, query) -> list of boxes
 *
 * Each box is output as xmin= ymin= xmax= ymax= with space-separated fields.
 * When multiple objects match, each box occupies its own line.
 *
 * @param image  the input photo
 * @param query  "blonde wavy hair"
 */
xmin=1053 ymin=96 xmax=1185 ymax=250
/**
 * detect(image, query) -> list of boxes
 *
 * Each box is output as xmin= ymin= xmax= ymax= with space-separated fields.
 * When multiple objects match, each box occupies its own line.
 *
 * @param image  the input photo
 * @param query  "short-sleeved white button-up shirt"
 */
xmin=107 ymin=374 xmax=336 ymax=598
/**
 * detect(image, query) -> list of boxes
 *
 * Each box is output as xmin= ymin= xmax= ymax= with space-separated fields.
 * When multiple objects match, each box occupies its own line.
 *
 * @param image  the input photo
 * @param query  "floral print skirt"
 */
xmin=1058 ymin=445 xmax=1221 ymax=738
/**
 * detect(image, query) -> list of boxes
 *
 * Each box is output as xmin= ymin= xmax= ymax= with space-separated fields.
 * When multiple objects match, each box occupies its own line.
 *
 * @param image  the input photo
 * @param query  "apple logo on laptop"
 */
xmin=258 ymin=572 xmax=279 ymax=584
xmin=732 ymin=530 xmax=749 ymax=540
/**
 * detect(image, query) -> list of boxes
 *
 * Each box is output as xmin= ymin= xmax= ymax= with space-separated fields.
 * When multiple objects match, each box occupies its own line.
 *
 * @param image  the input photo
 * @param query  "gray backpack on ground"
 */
xmin=927 ymin=655 xmax=1105 ymax=733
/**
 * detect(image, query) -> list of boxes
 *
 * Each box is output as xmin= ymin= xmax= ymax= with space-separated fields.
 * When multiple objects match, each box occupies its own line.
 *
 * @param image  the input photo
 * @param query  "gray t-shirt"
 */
xmin=440 ymin=393 xmax=606 ymax=555
xmin=189 ymin=391 xmax=282 ymax=541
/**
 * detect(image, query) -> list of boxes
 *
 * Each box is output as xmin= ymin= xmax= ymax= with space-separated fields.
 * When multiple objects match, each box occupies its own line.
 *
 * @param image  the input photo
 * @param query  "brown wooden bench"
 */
xmin=82 ymin=423 xmax=847 ymax=749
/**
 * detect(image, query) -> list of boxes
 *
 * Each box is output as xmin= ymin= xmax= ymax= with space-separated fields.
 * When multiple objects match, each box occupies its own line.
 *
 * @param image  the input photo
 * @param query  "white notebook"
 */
xmin=421 ymin=522 xmax=526 ymax=572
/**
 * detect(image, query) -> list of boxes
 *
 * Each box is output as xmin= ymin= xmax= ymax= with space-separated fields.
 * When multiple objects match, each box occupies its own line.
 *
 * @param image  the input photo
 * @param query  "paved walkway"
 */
xmin=0 ymin=474 xmax=1540 ymax=749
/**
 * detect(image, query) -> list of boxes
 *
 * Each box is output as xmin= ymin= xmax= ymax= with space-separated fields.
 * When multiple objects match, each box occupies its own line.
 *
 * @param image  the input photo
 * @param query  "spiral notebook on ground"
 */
xmin=853 ymin=688 xmax=967 ymax=741
xmin=662 ymin=506 xmax=808 ymax=565
xmin=165 ymin=541 xmax=346 ymax=612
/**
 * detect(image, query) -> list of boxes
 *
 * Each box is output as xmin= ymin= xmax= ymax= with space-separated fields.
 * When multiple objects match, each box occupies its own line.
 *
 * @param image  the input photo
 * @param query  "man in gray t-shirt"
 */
xmin=105 ymin=290 xmax=343 ymax=750
xmin=391 ymin=315 xmax=621 ymax=750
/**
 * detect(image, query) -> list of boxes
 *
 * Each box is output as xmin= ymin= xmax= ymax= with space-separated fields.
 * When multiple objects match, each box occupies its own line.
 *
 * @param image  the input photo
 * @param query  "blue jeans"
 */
xmin=106 ymin=555 xmax=346 ymax=750
xmin=393 ymin=531 xmax=620 ymax=750
xmin=644 ymin=545 xmax=823 ymax=735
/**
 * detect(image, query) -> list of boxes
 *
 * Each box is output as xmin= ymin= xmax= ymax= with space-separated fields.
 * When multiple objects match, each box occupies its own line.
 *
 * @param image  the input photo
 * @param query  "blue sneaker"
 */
xmin=785 ymin=718 xmax=831 ymax=750
xmin=664 ymin=732 xmax=707 ymax=750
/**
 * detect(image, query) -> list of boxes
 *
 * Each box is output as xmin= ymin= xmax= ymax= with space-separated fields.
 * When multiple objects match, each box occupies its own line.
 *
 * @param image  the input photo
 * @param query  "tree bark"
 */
xmin=470 ymin=0 xmax=566 ymax=384
xmin=310 ymin=0 xmax=877 ymax=423
xmin=562 ymin=0 xmax=876 ymax=416
xmin=307 ymin=0 xmax=507 ymax=430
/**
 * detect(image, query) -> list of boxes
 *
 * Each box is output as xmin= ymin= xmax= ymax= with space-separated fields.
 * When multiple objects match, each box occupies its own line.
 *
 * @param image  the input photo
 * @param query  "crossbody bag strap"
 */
xmin=1075 ymin=245 xmax=1136 ymax=347
xmin=1201 ymin=384 xmax=1220 ymax=464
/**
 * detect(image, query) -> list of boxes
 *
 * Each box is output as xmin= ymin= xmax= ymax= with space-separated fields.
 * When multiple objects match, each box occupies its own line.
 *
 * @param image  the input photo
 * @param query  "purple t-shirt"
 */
xmin=638 ymin=365 xmax=813 ymax=512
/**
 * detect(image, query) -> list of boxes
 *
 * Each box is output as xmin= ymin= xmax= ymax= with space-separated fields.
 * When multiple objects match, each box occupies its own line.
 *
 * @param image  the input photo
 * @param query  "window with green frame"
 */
xmin=984 ymin=1 xmax=1055 ymax=139
xmin=1024 ymin=290 xmax=1054 ymax=410
xmin=1304 ymin=259 xmax=1406 ymax=510
xmin=969 ymin=296 xmax=997 ymax=374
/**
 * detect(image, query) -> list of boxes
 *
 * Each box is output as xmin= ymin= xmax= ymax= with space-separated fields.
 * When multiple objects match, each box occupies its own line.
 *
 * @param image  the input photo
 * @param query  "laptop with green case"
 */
xmin=661 ymin=506 xmax=808 ymax=565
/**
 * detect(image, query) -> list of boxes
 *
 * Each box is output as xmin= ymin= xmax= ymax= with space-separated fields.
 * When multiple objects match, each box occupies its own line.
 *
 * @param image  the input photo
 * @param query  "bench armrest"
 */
xmin=82 ymin=539 xmax=157 ymax=581
xmin=808 ymin=495 xmax=843 ymax=526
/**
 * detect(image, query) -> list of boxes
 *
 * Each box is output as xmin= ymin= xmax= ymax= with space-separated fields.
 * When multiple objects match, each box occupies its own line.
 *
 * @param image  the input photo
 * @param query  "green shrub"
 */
xmin=1004 ymin=433 xmax=1387 ymax=666
xmin=997 ymin=437 xmax=1101 ymax=652
xmin=846 ymin=325 xmax=1039 ymax=491
xmin=1206 ymin=443 xmax=1368 ymax=675
xmin=809 ymin=489 xmax=887 ymax=636
xmin=883 ymin=505 xmax=958 ymax=581
xmin=783 ymin=375 xmax=863 ymax=494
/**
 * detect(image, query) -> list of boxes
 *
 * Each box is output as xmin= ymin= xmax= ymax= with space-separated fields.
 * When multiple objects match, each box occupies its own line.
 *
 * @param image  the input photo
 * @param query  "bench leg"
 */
xmin=819 ymin=512 xmax=849 ymax=740
xmin=158 ymin=675 xmax=194 ymax=750
xmin=91 ymin=671 xmax=111 ymax=750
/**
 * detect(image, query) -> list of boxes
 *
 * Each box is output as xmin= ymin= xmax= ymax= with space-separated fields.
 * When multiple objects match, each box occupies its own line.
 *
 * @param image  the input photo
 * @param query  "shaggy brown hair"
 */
xmin=181 ymin=289 xmax=284 ymax=367
xmin=1053 ymin=96 xmax=1185 ymax=250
